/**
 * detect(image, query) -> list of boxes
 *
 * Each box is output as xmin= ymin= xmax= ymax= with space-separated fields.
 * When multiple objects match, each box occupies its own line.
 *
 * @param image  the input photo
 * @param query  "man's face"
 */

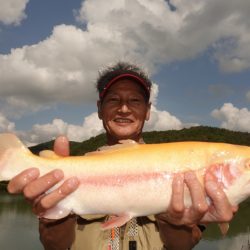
xmin=97 ymin=79 xmax=151 ymax=144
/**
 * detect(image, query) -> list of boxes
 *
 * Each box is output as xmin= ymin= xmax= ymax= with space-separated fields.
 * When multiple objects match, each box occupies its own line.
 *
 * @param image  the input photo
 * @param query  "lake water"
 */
xmin=0 ymin=192 xmax=249 ymax=250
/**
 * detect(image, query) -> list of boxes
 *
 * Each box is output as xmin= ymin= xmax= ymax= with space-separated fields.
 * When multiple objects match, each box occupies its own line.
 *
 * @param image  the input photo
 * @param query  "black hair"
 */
xmin=96 ymin=62 xmax=152 ymax=101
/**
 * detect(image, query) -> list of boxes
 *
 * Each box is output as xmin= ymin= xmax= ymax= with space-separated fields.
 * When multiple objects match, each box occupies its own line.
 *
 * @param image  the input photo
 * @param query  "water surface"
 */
xmin=0 ymin=192 xmax=249 ymax=250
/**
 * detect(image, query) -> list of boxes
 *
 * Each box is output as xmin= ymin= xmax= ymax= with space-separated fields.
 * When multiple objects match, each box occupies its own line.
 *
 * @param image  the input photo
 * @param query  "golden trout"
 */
xmin=0 ymin=133 xmax=250 ymax=229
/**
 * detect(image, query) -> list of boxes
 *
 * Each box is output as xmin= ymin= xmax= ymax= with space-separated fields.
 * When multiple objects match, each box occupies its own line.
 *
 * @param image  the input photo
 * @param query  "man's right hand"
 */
xmin=7 ymin=135 xmax=79 ymax=217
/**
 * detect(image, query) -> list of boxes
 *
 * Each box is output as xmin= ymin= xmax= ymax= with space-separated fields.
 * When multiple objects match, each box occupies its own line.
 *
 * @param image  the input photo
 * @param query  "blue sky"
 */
xmin=0 ymin=0 xmax=249 ymax=145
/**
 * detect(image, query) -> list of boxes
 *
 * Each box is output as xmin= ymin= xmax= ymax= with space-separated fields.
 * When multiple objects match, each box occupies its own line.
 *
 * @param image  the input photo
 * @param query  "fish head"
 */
xmin=245 ymin=158 xmax=250 ymax=171
xmin=222 ymin=158 xmax=250 ymax=205
xmin=243 ymin=158 xmax=250 ymax=186
xmin=207 ymin=157 xmax=250 ymax=206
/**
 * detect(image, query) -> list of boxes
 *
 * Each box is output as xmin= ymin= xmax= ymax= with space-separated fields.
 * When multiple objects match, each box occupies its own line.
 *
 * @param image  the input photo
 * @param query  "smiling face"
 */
xmin=97 ymin=79 xmax=151 ymax=145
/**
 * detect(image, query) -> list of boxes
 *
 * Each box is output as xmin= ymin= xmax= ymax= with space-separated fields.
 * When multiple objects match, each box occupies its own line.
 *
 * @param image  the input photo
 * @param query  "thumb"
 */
xmin=54 ymin=135 xmax=70 ymax=157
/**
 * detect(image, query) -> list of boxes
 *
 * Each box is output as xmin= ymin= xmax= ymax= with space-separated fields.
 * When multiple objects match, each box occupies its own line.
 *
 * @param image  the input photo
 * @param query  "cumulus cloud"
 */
xmin=77 ymin=0 xmax=250 ymax=72
xmin=19 ymin=113 xmax=104 ymax=146
xmin=0 ymin=113 xmax=15 ymax=132
xmin=0 ymin=0 xmax=29 ymax=25
xmin=144 ymin=105 xmax=183 ymax=132
xmin=1 ymin=0 xmax=250 ymax=118
xmin=211 ymin=103 xmax=250 ymax=132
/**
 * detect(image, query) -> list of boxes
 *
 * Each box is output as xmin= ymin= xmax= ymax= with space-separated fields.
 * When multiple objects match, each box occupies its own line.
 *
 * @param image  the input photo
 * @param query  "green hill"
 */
xmin=29 ymin=125 xmax=250 ymax=156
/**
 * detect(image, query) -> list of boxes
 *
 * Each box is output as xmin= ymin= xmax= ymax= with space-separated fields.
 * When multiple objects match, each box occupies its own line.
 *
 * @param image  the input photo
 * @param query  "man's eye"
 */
xmin=131 ymin=98 xmax=140 ymax=102
xmin=130 ymin=98 xmax=142 ymax=104
xmin=108 ymin=97 xmax=120 ymax=102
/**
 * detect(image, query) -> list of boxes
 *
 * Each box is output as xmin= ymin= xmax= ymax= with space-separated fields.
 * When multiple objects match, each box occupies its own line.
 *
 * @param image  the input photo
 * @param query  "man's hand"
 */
xmin=7 ymin=136 xmax=79 ymax=217
xmin=156 ymin=171 xmax=237 ymax=226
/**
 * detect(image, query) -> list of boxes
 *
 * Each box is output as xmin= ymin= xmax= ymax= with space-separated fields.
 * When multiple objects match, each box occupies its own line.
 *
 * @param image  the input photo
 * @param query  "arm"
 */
xmin=8 ymin=136 xmax=79 ymax=250
xmin=156 ymin=219 xmax=202 ymax=250
xmin=39 ymin=215 xmax=76 ymax=250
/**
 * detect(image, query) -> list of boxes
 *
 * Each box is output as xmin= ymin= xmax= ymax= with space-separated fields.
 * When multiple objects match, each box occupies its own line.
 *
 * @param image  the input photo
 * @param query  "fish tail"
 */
xmin=0 ymin=133 xmax=29 ymax=181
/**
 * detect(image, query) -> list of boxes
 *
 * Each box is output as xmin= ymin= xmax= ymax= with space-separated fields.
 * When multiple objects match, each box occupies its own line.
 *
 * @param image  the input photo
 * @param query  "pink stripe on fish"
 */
xmin=78 ymin=172 xmax=171 ymax=187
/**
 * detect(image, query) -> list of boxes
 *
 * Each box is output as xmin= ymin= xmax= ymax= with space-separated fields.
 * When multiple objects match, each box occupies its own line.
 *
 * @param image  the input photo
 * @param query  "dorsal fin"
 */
xmin=0 ymin=133 xmax=29 ymax=153
xmin=85 ymin=140 xmax=138 ymax=156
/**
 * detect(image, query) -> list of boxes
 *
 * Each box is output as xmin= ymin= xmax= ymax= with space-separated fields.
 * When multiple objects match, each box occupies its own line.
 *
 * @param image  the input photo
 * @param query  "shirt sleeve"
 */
xmin=39 ymin=214 xmax=76 ymax=250
xmin=156 ymin=217 xmax=203 ymax=250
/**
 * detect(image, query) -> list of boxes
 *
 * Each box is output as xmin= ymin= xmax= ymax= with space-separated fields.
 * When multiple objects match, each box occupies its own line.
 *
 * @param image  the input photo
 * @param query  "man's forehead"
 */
xmin=106 ymin=79 xmax=147 ymax=94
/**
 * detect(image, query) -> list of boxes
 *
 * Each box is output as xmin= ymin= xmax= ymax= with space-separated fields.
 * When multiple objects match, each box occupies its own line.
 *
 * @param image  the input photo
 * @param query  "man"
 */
xmin=8 ymin=62 xmax=237 ymax=250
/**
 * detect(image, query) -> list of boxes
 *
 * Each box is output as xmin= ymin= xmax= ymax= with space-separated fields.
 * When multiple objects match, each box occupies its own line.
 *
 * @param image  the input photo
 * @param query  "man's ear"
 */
xmin=97 ymin=100 xmax=102 ymax=119
xmin=146 ymin=102 xmax=151 ymax=121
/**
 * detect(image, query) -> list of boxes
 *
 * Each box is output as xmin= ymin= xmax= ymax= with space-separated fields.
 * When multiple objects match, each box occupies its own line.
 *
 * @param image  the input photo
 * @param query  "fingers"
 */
xmin=159 ymin=172 xmax=212 ymax=226
xmin=158 ymin=174 xmax=185 ymax=225
xmin=33 ymin=177 xmax=79 ymax=216
xmin=7 ymin=168 xmax=40 ymax=193
xmin=204 ymin=171 xmax=234 ymax=222
xmin=169 ymin=173 xmax=185 ymax=216
xmin=54 ymin=135 xmax=70 ymax=157
xmin=184 ymin=172 xmax=208 ymax=215
xmin=23 ymin=169 xmax=64 ymax=200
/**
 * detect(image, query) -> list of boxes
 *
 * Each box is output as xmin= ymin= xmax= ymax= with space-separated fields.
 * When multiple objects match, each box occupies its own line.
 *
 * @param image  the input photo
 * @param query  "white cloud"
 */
xmin=77 ymin=0 xmax=250 ymax=72
xmin=18 ymin=112 xmax=104 ymax=146
xmin=1 ymin=0 xmax=250 ymax=144
xmin=0 ymin=0 xmax=29 ymax=25
xmin=211 ymin=103 xmax=250 ymax=132
xmin=144 ymin=105 xmax=183 ymax=132
xmin=0 ymin=113 xmax=15 ymax=132
xmin=1 ymin=0 xmax=250 ymax=118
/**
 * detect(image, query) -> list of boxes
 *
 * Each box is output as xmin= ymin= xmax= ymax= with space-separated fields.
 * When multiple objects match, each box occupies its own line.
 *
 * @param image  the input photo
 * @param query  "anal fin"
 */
xmin=101 ymin=213 xmax=132 ymax=230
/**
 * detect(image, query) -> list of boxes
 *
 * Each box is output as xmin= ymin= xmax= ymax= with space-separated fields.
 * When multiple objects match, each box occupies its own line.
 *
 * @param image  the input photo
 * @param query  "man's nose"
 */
xmin=119 ymin=102 xmax=130 ymax=112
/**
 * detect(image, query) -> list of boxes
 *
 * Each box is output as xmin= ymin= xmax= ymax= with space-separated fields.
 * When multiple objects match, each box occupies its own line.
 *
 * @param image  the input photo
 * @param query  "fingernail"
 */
xmin=67 ymin=177 xmax=79 ymax=189
xmin=53 ymin=169 xmax=64 ymax=180
xmin=57 ymin=135 xmax=68 ymax=144
xmin=27 ymin=168 xmax=39 ymax=178
xmin=174 ymin=174 xmax=184 ymax=184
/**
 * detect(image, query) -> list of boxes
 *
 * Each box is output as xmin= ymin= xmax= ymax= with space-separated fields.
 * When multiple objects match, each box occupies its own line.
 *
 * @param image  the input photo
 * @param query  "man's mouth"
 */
xmin=114 ymin=118 xmax=133 ymax=123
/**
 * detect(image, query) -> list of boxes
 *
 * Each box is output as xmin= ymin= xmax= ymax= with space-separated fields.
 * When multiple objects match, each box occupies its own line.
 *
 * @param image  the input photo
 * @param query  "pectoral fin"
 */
xmin=218 ymin=222 xmax=229 ymax=236
xmin=101 ymin=213 xmax=132 ymax=230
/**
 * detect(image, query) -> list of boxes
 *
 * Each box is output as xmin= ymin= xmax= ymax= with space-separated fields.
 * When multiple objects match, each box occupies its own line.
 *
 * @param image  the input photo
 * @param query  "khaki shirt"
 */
xmin=71 ymin=215 xmax=164 ymax=250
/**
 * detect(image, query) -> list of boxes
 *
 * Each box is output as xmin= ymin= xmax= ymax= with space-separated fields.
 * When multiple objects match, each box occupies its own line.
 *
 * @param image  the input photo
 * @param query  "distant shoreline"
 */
xmin=0 ymin=181 xmax=8 ymax=192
